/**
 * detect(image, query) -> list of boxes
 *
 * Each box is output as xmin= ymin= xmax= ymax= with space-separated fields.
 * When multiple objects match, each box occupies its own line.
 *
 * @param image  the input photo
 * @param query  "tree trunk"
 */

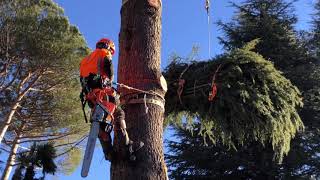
xmin=1 ymin=123 xmax=24 ymax=180
xmin=111 ymin=0 xmax=167 ymax=180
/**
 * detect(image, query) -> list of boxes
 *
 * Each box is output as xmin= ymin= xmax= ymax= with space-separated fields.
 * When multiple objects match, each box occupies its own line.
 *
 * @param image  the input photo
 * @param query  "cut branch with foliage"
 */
xmin=163 ymin=41 xmax=304 ymax=162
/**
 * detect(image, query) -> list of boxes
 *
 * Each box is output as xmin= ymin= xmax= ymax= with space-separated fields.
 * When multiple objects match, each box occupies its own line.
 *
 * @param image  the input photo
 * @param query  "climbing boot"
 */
xmin=98 ymin=123 xmax=114 ymax=162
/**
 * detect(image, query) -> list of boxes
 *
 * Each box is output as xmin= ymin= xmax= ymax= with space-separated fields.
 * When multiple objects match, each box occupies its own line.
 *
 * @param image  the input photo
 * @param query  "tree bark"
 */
xmin=1 ymin=123 xmax=24 ymax=180
xmin=111 ymin=0 xmax=167 ymax=179
xmin=0 ymin=100 xmax=22 ymax=144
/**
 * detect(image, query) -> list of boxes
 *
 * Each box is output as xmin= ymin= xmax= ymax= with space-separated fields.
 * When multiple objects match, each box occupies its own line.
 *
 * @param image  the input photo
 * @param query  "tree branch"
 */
xmin=54 ymin=135 xmax=88 ymax=158
xmin=20 ymin=132 xmax=73 ymax=143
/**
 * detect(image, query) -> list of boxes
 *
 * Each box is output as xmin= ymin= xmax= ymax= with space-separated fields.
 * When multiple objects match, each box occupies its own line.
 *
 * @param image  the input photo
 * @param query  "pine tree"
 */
xmin=0 ymin=0 xmax=89 ymax=178
xmin=218 ymin=0 xmax=305 ymax=71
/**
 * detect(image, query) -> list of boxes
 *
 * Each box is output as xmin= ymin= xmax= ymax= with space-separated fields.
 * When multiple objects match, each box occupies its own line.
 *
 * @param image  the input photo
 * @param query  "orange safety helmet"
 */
xmin=96 ymin=38 xmax=115 ymax=55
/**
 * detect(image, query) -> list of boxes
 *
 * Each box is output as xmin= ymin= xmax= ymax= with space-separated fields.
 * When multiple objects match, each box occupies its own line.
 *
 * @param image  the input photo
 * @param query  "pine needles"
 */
xmin=163 ymin=44 xmax=304 ymax=163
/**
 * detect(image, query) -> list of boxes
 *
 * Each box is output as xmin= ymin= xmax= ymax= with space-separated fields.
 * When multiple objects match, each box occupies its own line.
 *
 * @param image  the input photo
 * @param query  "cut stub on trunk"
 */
xmin=148 ymin=0 xmax=161 ymax=8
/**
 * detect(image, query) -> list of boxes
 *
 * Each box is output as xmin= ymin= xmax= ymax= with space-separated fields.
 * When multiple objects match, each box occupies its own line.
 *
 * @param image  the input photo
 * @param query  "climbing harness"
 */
xmin=80 ymin=79 xmax=166 ymax=124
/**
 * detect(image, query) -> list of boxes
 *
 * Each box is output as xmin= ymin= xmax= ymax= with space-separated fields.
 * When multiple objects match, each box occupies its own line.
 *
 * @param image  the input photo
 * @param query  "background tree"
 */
xmin=310 ymin=0 xmax=320 ymax=57
xmin=218 ymin=1 xmax=320 ymax=178
xmin=0 ymin=0 xmax=89 ymax=178
xmin=218 ymin=0 xmax=305 ymax=71
xmin=166 ymin=125 xmax=283 ymax=180
xmin=13 ymin=143 xmax=57 ymax=180
xmin=111 ymin=0 xmax=168 ymax=179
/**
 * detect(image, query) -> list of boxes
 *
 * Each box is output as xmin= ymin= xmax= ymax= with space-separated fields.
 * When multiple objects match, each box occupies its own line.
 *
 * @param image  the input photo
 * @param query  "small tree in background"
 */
xmin=14 ymin=143 xmax=57 ymax=180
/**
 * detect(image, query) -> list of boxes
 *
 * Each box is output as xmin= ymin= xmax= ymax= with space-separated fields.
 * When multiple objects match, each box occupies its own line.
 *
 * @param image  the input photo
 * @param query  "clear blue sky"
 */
xmin=5 ymin=0 xmax=315 ymax=179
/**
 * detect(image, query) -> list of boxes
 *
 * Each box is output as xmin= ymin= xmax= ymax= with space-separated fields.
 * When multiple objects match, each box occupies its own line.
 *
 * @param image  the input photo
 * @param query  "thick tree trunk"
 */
xmin=111 ymin=0 xmax=167 ymax=180
xmin=1 ymin=123 xmax=24 ymax=180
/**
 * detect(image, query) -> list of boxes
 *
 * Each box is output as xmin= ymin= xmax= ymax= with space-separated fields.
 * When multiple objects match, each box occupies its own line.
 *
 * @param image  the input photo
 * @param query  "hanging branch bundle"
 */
xmin=163 ymin=42 xmax=304 ymax=162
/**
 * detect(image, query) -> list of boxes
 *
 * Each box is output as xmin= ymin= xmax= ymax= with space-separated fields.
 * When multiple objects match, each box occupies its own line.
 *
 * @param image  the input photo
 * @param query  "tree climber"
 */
xmin=79 ymin=38 xmax=143 ymax=161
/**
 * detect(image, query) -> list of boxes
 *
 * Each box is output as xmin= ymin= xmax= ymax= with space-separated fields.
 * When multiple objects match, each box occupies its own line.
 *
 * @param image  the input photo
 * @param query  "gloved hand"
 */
xmin=102 ymin=78 xmax=112 ymax=87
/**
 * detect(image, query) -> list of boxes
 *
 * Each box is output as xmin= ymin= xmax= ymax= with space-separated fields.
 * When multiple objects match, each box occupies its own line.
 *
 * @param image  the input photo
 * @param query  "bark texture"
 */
xmin=111 ymin=0 xmax=167 ymax=179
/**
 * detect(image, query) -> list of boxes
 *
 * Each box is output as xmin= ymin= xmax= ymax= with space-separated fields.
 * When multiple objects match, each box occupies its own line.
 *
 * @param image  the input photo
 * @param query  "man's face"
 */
xmin=104 ymin=49 xmax=113 ymax=60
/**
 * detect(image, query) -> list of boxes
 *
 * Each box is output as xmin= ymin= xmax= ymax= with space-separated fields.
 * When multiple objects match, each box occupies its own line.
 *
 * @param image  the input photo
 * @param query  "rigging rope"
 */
xmin=205 ymin=0 xmax=211 ymax=58
xmin=112 ymin=81 xmax=164 ymax=101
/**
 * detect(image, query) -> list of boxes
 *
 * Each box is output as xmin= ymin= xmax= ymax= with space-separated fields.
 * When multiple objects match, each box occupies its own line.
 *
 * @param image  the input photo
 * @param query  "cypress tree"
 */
xmin=218 ymin=0 xmax=305 ymax=71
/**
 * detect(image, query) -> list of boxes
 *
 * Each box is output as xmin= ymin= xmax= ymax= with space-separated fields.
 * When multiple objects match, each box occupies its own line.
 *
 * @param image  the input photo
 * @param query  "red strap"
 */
xmin=177 ymin=79 xmax=185 ymax=104
xmin=208 ymin=83 xmax=217 ymax=101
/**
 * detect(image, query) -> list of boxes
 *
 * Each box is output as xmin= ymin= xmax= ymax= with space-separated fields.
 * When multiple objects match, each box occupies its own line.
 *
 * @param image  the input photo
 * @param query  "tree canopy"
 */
xmin=0 ymin=0 xmax=90 ymax=177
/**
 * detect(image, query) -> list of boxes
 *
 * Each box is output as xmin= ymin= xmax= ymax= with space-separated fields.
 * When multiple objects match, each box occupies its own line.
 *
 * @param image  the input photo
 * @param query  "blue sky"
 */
xmin=1 ymin=0 xmax=316 ymax=180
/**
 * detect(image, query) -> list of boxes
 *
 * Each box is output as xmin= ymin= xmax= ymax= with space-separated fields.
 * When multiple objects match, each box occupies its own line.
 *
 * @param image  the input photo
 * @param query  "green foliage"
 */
xmin=166 ymin=124 xmax=320 ymax=179
xmin=165 ymin=0 xmax=319 ymax=178
xmin=218 ymin=0 xmax=304 ymax=71
xmin=58 ymin=147 xmax=83 ymax=175
xmin=0 ymin=0 xmax=89 ymax=175
xmin=163 ymin=43 xmax=304 ymax=162
xmin=17 ymin=142 xmax=57 ymax=179
xmin=311 ymin=0 xmax=320 ymax=57
xmin=166 ymin=125 xmax=272 ymax=179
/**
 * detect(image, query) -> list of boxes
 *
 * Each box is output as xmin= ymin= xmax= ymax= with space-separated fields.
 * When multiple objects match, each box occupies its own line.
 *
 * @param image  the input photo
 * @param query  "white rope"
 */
xmin=113 ymin=81 xmax=165 ymax=109
xmin=208 ymin=14 xmax=211 ymax=58
xmin=112 ymin=82 xmax=164 ymax=101
xmin=205 ymin=0 xmax=211 ymax=58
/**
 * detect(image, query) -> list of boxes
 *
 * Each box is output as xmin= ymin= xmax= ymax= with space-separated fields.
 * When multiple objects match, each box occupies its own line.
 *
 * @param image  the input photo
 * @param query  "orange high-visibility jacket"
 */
xmin=80 ymin=49 xmax=113 ymax=79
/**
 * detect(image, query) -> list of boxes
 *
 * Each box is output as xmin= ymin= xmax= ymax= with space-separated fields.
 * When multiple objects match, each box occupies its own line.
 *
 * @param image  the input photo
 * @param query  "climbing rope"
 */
xmin=113 ymin=81 xmax=164 ymax=101
xmin=112 ymin=81 xmax=165 ymax=112
xmin=144 ymin=94 xmax=149 ymax=114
